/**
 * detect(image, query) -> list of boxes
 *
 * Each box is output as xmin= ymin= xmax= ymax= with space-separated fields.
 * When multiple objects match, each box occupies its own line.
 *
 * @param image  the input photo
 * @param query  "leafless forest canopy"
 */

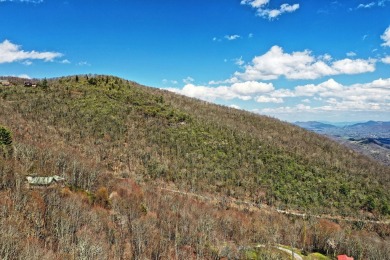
xmin=0 ymin=75 xmax=389 ymax=259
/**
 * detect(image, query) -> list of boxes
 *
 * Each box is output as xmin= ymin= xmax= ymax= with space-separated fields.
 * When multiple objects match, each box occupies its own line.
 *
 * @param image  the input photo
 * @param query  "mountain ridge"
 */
xmin=0 ymin=75 xmax=389 ymax=259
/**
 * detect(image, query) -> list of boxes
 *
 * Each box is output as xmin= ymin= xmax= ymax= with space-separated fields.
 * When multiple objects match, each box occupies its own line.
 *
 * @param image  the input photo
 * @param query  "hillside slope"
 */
xmin=1 ymin=75 xmax=389 ymax=216
xmin=0 ymin=75 xmax=390 ymax=259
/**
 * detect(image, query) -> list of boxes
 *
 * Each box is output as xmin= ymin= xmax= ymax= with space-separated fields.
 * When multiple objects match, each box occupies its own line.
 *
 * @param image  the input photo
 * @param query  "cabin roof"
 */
xmin=26 ymin=175 xmax=65 ymax=185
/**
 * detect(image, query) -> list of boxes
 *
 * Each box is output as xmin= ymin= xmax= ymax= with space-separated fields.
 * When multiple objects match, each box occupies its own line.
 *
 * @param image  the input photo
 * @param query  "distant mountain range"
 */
xmin=295 ymin=120 xmax=390 ymax=138
xmin=295 ymin=120 xmax=390 ymax=166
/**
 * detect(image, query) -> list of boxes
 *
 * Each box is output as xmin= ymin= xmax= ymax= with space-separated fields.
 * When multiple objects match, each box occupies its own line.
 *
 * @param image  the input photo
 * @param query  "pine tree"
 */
xmin=0 ymin=126 xmax=12 ymax=146
xmin=0 ymin=125 xmax=12 ymax=157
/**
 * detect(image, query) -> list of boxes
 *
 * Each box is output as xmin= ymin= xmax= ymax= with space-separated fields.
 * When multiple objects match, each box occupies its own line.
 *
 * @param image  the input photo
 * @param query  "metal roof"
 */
xmin=26 ymin=175 xmax=65 ymax=185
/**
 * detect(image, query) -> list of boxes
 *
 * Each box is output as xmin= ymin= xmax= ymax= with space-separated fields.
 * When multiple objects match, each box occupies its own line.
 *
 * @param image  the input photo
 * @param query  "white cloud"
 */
xmin=229 ymin=104 xmax=241 ymax=109
xmin=381 ymin=26 xmax=390 ymax=47
xmin=209 ymin=77 xmax=239 ymax=85
xmin=0 ymin=39 xmax=62 ymax=64
xmin=183 ymin=76 xmax=194 ymax=84
xmin=295 ymin=78 xmax=390 ymax=107
xmin=22 ymin=60 xmax=32 ymax=66
xmin=234 ymin=45 xmax=376 ymax=81
xmin=166 ymin=81 xmax=273 ymax=102
xmin=382 ymin=56 xmax=390 ymax=64
xmin=255 ymin=77 xmax=390 ymax=121
xmin=231 ymin=81 xmax=274 ymax=95
xmin=295 ymin=79 xmax=344 ymax=97
xmin=234 ymin=56 xmax=245 ymax=66
xmin=319 ymin=54 xmax=332 ymax=61
xmin=241 ymin=0 xmax=300 ymax=20
xmin=60 ymin=59 xmax=70 ymax=64
xmin=270 ymin=89 xmax=295 ymax=98
xmin=162 ymin=79 xmax=178 ymax=85
xmin=332 ymin=58 xmax=376 ymax=74
xmin=346 ymin=51 xmax=356 ymax=57
xmin=166 ymin=84 xmax=241 ymax=102
xmin=258 ymin=3 xmax=300 ymax=20
xmin=260 ymin=104 xmax=312 ymax=114
xmin=357 ymin=2 xmax=375 ymax=8
xmin=224 ymin=35 xmax=241 ymax=41
xmin=166 ymin=77 xmax=390 ymax=121
xmin=255 ymin=96 xmax=283 ymax=103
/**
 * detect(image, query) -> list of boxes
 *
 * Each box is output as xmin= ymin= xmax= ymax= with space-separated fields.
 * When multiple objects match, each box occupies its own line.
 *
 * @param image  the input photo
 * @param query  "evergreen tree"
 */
xmin=41 ymin=78 xmax=48 ymax=89
xmin=0 ymin=125 xmax=12 ymax=157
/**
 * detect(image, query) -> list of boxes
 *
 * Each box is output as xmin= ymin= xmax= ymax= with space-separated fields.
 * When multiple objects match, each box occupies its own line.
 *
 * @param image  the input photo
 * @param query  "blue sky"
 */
xmin=1 ymin=0 xmax=390 ymax=122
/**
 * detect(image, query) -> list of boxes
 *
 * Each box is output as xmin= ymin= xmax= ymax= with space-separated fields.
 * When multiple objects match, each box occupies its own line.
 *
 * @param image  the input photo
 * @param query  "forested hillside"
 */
xmin=0 ymin=75 xmax=389 ymax=259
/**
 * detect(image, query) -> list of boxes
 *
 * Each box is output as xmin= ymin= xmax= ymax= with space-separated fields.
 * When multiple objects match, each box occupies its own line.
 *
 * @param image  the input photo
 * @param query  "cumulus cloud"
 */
xmin=166 ymin=77 xmax=390 ymax=121
xmin=346 ymin=51 xmax=356 ymax=57
xmin=166 ymin=84 xmax=243 ymax=102
xmin=295 ymin=79 xmax=343 ymax=97
xmin=241 ymin=0 xmax=299 ymax=20
xmin=293 ymin=78 xmax=390 ymax=111
xmin=209 ymin=77 xmax=239 ymax=85
xmin=231 ymin=81 xmax=274 ymax=95
xmin=255 ymin=96 xmax=283 ymax=103
xmin=332 ymin=58 xmax=376 ymax=74
xmin=0 ymin=39 xmax=62 ymax=64
xmin=234 ymin=45 xmax=376 ymax=81
xmin=166 ymin=81 xmax=274 ymax=102
xmin=229 ymin=104 xmax=241 ymax=109
xmin=381 ymin=26 xmax=390 ymax=47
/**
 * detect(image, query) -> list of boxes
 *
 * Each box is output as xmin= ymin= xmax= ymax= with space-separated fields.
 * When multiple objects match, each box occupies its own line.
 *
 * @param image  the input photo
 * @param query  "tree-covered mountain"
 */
xmin=0 ymin=75 xmax=389 ymax=259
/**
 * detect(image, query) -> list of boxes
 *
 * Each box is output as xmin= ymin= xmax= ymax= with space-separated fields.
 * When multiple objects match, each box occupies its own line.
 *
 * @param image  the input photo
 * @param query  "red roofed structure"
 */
xmin=337 ymin=255 xmax=354 ymax=260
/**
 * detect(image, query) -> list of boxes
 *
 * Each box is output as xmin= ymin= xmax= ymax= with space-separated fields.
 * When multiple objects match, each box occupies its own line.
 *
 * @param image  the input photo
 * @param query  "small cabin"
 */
xmin=26 ymin=175 xmax=65 ymax=188
xmin=24 ymin=81 xmax=33 ymax=87
xmin=0 ymin=80 xmax=10 ymax=86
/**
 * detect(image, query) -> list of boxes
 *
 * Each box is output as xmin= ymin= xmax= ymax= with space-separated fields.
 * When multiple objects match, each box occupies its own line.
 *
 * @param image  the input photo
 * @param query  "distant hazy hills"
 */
xmin=295 ymin=120 xmax=390 ymax=137
xmin=295 ymin=120 xmax=390 ymax=166
xmin=294 ymin=121 xmax=337 ymax=131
